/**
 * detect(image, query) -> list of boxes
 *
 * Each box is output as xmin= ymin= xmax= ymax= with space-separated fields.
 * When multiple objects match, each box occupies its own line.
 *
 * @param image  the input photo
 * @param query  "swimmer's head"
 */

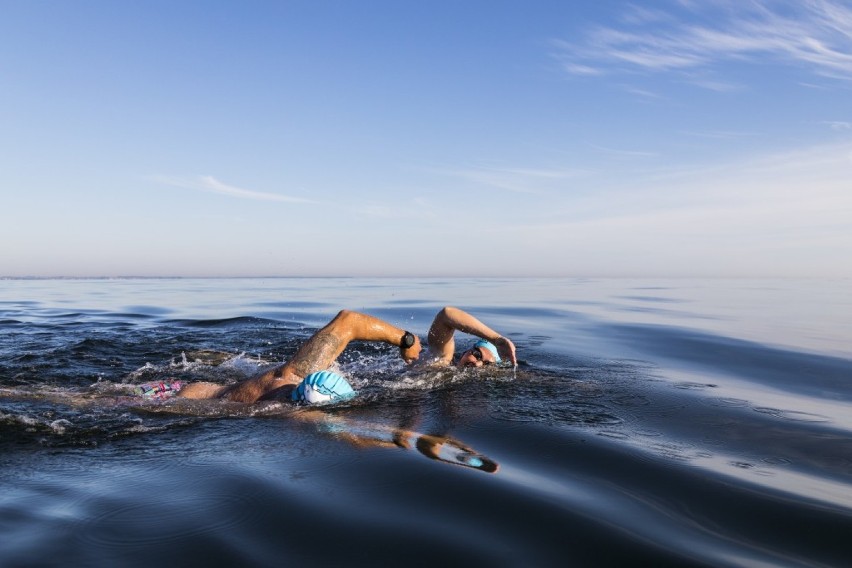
xmin=475 ymin=340 xmax=501 ymax=362
xmin=291 ymin=371 xmax=355 ymax=404
xmin=457 ymin=339 xmax=500 ymax=369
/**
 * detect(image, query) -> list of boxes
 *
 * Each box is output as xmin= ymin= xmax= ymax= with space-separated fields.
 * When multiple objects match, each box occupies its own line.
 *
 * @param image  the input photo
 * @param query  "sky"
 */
xmin=1 ymin=0 xmax=850 ymax=278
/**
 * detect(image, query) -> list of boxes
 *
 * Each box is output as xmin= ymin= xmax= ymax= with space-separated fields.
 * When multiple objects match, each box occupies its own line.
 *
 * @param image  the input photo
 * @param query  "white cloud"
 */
xmin=441 ymin=165 xmax=593 ymax=194
xmin=150 ymin=175 xmax=318 ymax=204
xmin=678 ymin=76 xmax=744 ymax=92
xmin=587 ymin=144 xmax=659 ymax=158
xmin=621 ymin=85 xmax=665 ymax=99
xmin=463 ymin=141 xmax=852 ymax=276
xmin=821 ymin=121 xmax=852 ymax=131
xmin=560 ymin=62 xmax=604 ymax=76
xmin=681 ymin=130 xmax=761 ymax=139
xmin=357 ymin=203 xmax=436 ymax=220
xmin=555 ymin=0 xmax=852 ymax=83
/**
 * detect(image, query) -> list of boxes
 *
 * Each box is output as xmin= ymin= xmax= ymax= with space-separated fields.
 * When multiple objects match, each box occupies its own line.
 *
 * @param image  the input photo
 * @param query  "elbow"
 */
xmin=438 ymin=306 xmax=457 ymax=318
xmin=438 ymin=306 xmax=464 ymax=323
xmin=330 ymin=309 xmax=357 ymax=327
xmin=432 ymin=306 xmax=462 ymax=330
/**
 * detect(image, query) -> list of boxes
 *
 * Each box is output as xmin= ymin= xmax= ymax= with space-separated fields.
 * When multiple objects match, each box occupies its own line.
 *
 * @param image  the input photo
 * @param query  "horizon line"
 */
xmin=1 ymin=274 xmax=845 ymax=281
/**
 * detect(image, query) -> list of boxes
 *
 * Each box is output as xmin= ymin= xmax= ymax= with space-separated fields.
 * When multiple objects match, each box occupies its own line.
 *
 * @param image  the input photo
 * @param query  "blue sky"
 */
xmin=1 ymin=0 xmax=850 ymax=277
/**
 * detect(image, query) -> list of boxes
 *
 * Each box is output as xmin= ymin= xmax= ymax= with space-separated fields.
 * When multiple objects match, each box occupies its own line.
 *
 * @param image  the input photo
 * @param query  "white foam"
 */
xmin=49 ymin=419 xmax=73 ymax=434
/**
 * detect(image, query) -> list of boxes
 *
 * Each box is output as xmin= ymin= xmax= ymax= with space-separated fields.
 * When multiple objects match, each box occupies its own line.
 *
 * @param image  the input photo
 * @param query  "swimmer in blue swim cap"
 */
xmin=178 ymin=310 xmax=422 ymax=403
xmin=291 ymin=370 xmax=355 ymax=405
xmin=424 ymin=306 xmax=517 ymax=369
xmin=177 ymin=306 xmax=515 ymax=403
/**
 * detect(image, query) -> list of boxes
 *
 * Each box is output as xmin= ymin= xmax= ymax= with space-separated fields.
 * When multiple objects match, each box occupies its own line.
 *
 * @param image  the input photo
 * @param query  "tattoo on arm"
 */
xmin=288 ymin=332 xmax=344 ymax=377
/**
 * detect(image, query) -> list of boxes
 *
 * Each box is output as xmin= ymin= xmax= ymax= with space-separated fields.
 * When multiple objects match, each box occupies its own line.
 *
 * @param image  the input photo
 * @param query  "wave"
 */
xmin=163 ymin=316 xmax=283 ymax=328
xmin=605 ymin=322 xmax=852 ymax=401
xmin=2 ymin=278 xmax=851 ymax=566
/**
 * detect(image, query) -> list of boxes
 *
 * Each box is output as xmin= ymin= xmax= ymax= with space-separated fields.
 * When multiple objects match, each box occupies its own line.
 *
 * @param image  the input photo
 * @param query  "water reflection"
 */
xmin=296 ymin=409 xmax=499 ymax=473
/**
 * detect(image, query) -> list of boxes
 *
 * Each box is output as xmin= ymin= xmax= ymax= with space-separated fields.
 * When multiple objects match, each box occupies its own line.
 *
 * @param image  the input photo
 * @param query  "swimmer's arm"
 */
xmin=328 ymin=309 xmax=422 ymax=365
xmin=221 ymin=310 xmax=422 ymax=403
xmin=282 ymin=310 xmax=422 ymax=375
xmin=428 ymin=306 xmax=517 ymax=365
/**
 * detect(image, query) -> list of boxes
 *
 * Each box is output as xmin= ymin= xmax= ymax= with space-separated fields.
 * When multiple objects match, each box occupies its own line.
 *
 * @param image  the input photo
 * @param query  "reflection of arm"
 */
xmin=427 ymin=306 xmax=517 ymax=365
xmin=293 ymin=410 xmax=410 ymax=449
xmin=414 ymin=435 xmax=499 ymax=473
xmin=297 ymin=411 xmax=499 ymax=473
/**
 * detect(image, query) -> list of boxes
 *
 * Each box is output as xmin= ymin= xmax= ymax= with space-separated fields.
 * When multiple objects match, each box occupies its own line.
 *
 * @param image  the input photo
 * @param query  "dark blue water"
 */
xmin=1 ymin=278 xmax=850 ymax=567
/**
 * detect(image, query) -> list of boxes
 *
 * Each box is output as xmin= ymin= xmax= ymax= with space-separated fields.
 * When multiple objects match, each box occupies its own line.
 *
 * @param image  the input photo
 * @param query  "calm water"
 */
xmin=1 ymin=277 xmax=850 ymax=567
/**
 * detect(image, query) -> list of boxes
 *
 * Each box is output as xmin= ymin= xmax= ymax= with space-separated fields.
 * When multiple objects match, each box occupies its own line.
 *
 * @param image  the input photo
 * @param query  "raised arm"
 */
xmin=427 ymin=306 xmax=517 ymax=366
xmin=285 ymin=309 xmax=421 ymax=374
xmin=194 ymin=310 xmax=421 ymax=403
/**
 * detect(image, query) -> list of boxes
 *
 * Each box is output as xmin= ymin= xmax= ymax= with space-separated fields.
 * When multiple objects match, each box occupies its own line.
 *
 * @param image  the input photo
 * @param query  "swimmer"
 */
xmin=423 ymin=306 xmax=517 ymax=370
xmin=176 ymin=306 xmax=515 ymax=405
xmin=178 ymin=310 xmax=422 ymax=403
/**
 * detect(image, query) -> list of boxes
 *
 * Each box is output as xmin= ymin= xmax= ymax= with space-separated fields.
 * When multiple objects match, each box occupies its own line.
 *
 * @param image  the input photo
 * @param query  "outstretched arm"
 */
xmin=182 ymin=310 xmax=421 ymax=403
xmin=427 ymin=306 xmax=517 ymax=366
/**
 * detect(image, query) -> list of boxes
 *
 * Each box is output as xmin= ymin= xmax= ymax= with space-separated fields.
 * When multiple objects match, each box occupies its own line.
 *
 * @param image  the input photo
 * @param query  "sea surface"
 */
xmin=1 ymin=277 xmax=850 ymax=567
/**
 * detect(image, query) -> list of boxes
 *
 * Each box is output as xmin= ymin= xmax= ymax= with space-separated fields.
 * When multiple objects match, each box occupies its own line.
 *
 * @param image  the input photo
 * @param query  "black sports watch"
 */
xmin=400 ymin=331 xmax=415 ymax=349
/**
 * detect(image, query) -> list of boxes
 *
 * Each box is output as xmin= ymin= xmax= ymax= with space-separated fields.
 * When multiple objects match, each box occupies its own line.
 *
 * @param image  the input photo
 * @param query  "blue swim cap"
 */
xmin=474 ymin=340 xmax=501 ymax=363
xmin=291 ymin=371 xmax=356 ymax=404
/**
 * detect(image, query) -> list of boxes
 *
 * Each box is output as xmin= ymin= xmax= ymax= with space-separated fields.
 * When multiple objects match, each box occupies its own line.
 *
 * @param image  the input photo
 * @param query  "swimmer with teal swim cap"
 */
xmin=472 ymin=339 xmax=501 ymax=364
xmin=291 ymin=370 xmax=356 ymax=404
xmin=177 ymin=305 xmax=516 ymax=403
xmin=172 ymin=305 xmax=513 ymax=478
xmin=424 ymin=306 xmax=517 ymax=370
xmin=178 ymin=310 xmax=422 ymax=403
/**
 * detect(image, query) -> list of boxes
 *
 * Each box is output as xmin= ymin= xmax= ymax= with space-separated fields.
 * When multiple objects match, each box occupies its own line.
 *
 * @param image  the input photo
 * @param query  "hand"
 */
xmin=392 ymin=429 xmax=413 ymax=449
xmin=493 ymin=336 xmax=517 ymax=366
xmin=400 ymin=334 xmax=422 ymax=364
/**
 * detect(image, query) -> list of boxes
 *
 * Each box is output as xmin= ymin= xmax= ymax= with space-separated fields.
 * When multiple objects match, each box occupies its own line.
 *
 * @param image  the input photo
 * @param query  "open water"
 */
xmin=1 ymin=277 xmax=850 ymax=567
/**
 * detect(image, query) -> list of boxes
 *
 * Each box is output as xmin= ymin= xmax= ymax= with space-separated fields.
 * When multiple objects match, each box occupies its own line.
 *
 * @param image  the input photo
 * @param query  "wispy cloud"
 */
xmin=678 ymin=76 xmax=744 ymax=92
xmin=821 ymin=120 xmax=852 ymax=131
xmin=357 ymin=197 xmax=438 ymax=220
xmin=473 ymin=141 xmax=852 ymax=277
xmin=621 ymin=85 xmax=665 ymax=99
xmin=681 ymin=129 xmax=761 ymax=139
xmin=586 ymin=144 xmax=660 ymax=159
xmin=150 ymin=175 xmax=317 ymax=204
xmin=554 ymin=0 xmax=852 ymax=84
xmin=442 ymin=166 xmax=593 ymax=194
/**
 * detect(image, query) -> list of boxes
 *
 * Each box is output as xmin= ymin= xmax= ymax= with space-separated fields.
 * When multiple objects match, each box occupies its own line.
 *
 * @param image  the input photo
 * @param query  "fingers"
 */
xmin=400 ymin=335 xmax=423 ymax=363
xmin=495 ymin=336 xmax=517 ymax=366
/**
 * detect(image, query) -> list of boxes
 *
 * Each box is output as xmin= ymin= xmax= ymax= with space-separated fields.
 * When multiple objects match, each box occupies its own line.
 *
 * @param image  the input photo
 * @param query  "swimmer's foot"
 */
xmin=136 ymin=379 xmax=183 ymax=399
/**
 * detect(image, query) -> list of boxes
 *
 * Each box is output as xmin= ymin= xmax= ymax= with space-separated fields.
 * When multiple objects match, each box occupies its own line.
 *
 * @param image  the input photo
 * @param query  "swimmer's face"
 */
xmin=457 ymin=345 xmax=496 ymax=369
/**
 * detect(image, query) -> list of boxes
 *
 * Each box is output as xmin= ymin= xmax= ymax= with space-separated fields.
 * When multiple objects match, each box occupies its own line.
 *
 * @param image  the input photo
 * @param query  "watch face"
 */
xmin=402 ymin=332 xmax=415 ymax=348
